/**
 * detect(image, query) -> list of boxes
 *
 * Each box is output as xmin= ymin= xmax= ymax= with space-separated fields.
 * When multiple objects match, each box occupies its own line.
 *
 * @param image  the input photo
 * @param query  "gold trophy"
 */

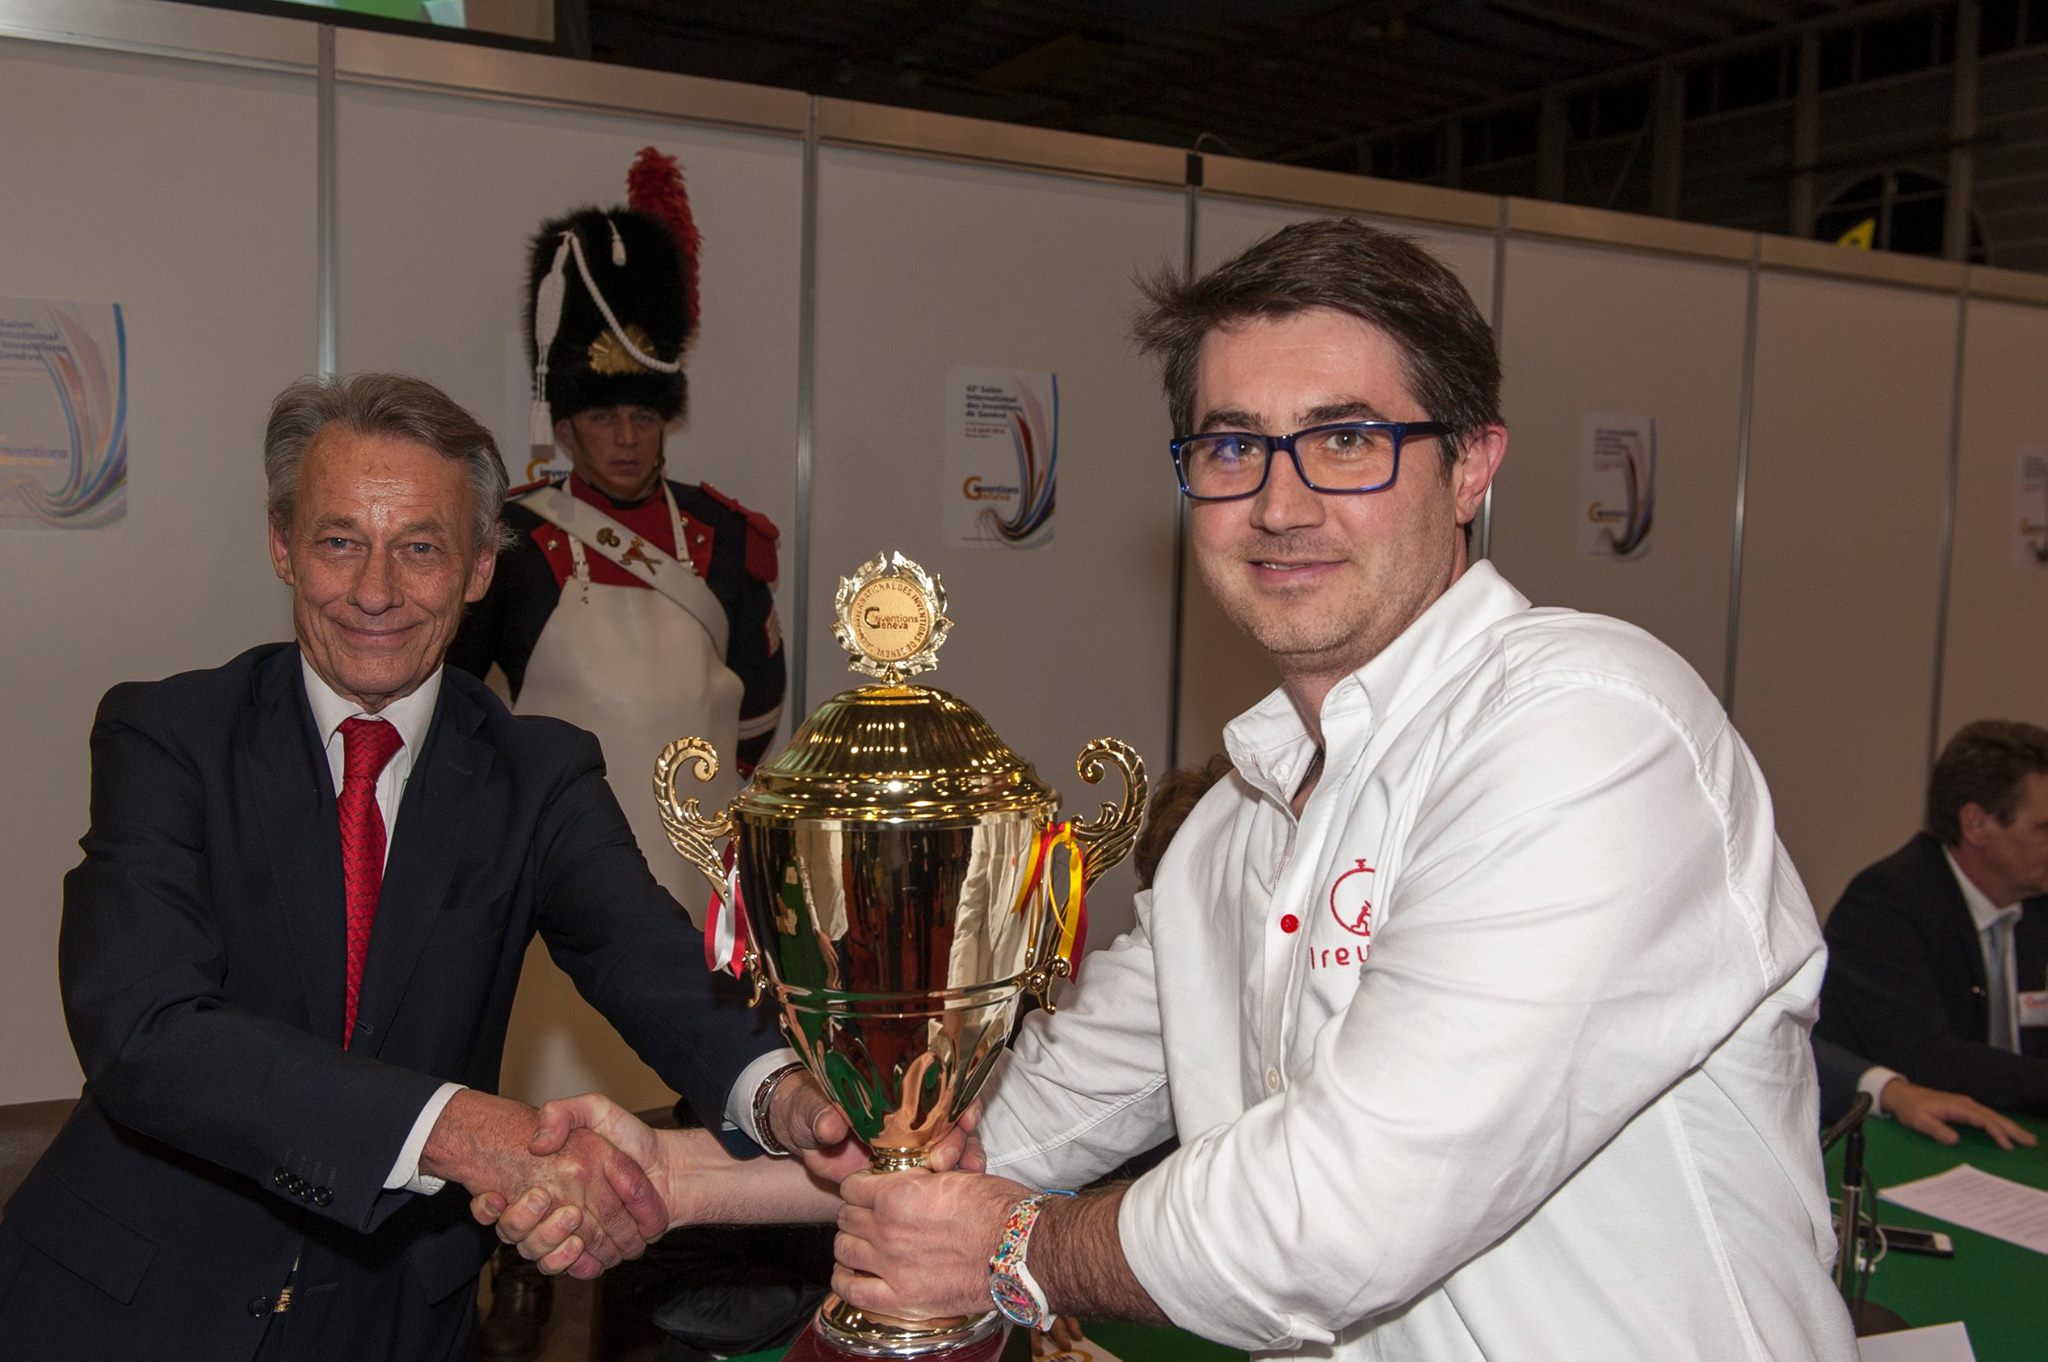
xmin=655 ymin=551 xmax=1147 ymax=1360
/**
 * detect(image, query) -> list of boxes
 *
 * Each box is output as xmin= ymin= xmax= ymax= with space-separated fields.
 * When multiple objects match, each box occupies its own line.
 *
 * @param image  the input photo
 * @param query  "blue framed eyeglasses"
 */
xmin=1169 ymin=421 xmax=1450 ymax=502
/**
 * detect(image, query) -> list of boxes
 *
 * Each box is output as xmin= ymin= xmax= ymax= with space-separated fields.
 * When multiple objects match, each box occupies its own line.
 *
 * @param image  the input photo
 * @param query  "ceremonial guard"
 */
xmin=452 ymin=149 xmax=786 ymax=916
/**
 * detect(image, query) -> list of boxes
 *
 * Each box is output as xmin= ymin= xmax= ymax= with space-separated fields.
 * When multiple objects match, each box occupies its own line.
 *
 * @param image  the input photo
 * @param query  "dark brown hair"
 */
xmin=1926 ymin=719 xmax=2048 ymax=845
xmin=1132 ymin=217 xmax=1502 ymax=471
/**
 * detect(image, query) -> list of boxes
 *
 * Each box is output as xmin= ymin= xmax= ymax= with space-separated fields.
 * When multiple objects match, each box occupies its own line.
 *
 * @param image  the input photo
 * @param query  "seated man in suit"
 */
xmin=0 ymin=374 xmax=842 ymax=1362
xmin=1812 ymin=1035 xmax=2032 ymax=1148
xmin=1818 ymin=719 xmax=2048 ymax=1114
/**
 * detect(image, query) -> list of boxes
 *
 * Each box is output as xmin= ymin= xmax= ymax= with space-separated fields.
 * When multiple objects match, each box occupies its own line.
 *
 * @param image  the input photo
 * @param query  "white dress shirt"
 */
xmin=301 ymin=661 xmax=461 ymax=1192
xmin=981 ymin=563 xmax=1856 ymax=1361
xmin=1945 ymin=849 xmax=2024 ymax=1052
xmin=301 ymin=660 xmax=789 ymax=1191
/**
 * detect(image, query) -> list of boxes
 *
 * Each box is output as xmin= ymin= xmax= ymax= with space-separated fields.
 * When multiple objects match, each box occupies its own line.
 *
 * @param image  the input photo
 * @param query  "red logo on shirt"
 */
xmin=1329 ymin=858 xmax=1375 ymax=942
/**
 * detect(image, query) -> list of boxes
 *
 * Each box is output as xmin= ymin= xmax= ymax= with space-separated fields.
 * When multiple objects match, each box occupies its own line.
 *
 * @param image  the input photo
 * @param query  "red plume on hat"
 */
xmin=628 ymin=146 xmax=702 ymax=334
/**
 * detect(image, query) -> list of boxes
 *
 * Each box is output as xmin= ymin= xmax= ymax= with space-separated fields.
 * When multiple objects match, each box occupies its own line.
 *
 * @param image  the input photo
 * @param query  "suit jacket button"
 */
xmin=312 ymin=1188 xmax=332 ymax=1207
xmin=248 ymin=1295 xmax=274 ymax=1316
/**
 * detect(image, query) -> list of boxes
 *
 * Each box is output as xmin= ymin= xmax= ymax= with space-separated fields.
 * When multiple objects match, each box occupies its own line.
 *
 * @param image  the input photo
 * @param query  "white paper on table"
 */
xmin=1855 ymin=1321 xmax=1976 ymax=1362
xmin=1879 ymin=1163 xmax=2048 ymax=1253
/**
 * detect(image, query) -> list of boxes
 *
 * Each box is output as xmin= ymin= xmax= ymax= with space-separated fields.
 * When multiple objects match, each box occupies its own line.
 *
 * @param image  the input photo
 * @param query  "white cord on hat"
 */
xmin=563 ymin=222 xmax=680 ymax=375
xmin=529 ymin=234 xmax=572 ymax=452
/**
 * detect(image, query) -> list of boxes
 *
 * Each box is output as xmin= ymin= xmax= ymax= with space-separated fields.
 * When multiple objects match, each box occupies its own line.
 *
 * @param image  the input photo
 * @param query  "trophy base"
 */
xmin=782 ymin=1293 xmax=1008 ymax=1360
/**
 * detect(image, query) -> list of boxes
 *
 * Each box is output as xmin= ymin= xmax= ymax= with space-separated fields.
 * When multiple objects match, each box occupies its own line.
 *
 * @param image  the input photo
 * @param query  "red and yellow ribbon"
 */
xmin=1044 ymin=821 xmax=1087 ymax=982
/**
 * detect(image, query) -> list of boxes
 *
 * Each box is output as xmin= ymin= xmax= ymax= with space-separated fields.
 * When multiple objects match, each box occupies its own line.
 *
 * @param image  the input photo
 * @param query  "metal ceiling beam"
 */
xmin=1486 ymin=0 xmax=1707 ymax=52
xmin=1341 ymin=0 xmax=1944 ymax=151
xmin=1017 ymin=0 xmax=1425 ymax=132
xmin=1413 ymin=4 xmax=1629 ymax=67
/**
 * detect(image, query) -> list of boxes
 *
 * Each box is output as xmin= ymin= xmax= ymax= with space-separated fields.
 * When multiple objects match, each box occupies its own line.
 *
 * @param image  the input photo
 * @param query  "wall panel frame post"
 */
xmin=1928 ymin=288 xmax=1968 ymax=767
xmin=1722 ymin=238 xmax=1762 ymax=712
xmin=1479 ymin=197 xmax=1507 ymax=561
xmin=791 ymin=97 xmax=820 ymax=718
xmin=317 ymin=24 xmax=336 ymax=376
xmin=1168 ymin=154 xmax=1200 ymax=770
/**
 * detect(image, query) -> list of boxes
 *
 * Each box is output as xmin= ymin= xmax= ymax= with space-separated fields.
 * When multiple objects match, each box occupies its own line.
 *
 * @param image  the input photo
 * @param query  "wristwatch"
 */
xmin=987 ymin=1189 xmax=1075 ymax=1331
xmin=752 ymin=1060 xmax=808 ymax=1157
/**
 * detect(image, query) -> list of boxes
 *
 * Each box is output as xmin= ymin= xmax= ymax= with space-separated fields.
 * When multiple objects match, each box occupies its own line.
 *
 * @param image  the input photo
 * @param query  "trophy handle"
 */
xmin=654 ymin=737 xmax=769 ymax=1004
xmin=654 ymin=737 xmax=735 ymax=899
xmin=1070 ymin=737 xmax=1148 ymax=889
xmin=1022 ymin=739 xmax=1148 ymax=1014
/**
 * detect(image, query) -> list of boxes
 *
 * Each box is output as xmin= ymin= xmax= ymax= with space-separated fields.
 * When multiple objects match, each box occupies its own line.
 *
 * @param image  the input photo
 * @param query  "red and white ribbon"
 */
xmin=704 ymin=845 xmax=748 ymax=977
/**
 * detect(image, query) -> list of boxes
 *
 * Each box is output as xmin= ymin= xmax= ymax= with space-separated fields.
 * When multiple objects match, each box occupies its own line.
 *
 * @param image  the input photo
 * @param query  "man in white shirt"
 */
xmin=1818 ymin=720 xmax=2048 ymax=1114
xmin=827 ymin=218 xmax=1859 ymax=1360
xmin=0 ymin=373 xmax=835 ymax=1362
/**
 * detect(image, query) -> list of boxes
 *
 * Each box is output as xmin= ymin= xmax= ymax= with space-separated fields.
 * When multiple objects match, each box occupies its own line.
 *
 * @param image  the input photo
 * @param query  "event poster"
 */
xmin=944 ymin=367 xmax=1057 ymax=550
xmin=1576 ymin=412 xmax=1655 ymax=560
xmin=2012 ymin=444 xmax=2048 ymax=567
xmin=0 ymin=297 xmax=127 ymax=530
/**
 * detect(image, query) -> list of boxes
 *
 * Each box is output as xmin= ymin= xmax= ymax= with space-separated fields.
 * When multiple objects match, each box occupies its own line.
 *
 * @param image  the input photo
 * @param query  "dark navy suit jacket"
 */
xmin=1816 ymin=832 xmax=2048 ymax=1114
xmin=0 ymin=644 xmax=777 ymax=1361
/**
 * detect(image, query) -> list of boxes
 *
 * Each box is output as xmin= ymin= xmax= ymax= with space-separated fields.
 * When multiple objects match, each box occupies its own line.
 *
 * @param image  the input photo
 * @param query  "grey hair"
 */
xmin=264 ymin=373 xmax=516 ymax=554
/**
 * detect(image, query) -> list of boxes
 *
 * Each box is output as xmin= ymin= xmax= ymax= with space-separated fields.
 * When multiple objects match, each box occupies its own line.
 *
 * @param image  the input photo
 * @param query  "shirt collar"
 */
xmin=299 ymin=654 xmax=442 ymax=757
xmin=1223 ymin=561 xmax=1529 ymax=805
xmin=1944 ymin=847 xmax=2023 ymax=933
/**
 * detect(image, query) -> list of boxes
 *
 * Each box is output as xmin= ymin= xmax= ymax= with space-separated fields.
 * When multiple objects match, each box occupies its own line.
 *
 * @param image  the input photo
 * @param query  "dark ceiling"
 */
xmin=584 ymin=0 xmax=1901 ymax=168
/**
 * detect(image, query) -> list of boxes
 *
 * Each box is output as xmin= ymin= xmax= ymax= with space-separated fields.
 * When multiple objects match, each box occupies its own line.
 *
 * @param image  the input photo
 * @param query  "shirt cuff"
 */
xmin=726 ymin=1047 xmax=804 ymax=1147
xmin=386 ymin=1082 xmax=466 ymax=1193
xmin=1858 ymin=1065 xmax=1904 ymax=1118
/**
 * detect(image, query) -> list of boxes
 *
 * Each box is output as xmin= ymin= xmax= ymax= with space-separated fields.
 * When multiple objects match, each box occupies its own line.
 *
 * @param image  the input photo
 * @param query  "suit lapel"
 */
xmin=247 ymin=648 xmax=348 ymax=1041
xmin=351 ymin=677 xmax=496 ymax=1059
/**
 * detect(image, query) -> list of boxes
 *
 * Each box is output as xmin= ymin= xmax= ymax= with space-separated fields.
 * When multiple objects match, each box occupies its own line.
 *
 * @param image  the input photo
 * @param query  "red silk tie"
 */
xmin=338 ymin=716 xmax=403 ymax=1048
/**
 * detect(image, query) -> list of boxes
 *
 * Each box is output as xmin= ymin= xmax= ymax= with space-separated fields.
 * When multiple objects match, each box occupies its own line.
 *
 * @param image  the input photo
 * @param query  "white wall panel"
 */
xmin=1736 ymin=273 xmax=1957 ymax=915
xmin=0 ymin=39 xmax=313 ymax=1103
xmin=810 ymin=148 xmax=1184 ymax=953
xmin=1939 ymin=298 xmax=2048 ymax=743
xmin=1489 ymin=237 xmax=1748 ymax=695
xmin=1174 ymin=195 xmax=1496 ymax=769
xmin=335 ymin=84 xmax=804 ymax=1111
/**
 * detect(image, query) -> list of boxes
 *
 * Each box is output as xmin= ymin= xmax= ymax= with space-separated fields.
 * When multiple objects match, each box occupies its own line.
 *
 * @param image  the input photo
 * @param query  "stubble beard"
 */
xmin=1200 ymin=533 xmax=1457 ymax=689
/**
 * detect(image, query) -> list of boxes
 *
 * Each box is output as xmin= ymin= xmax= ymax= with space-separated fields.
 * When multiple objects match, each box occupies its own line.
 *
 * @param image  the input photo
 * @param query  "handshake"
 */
xmin=424 ymin=1076 xmax=993 ymax=1317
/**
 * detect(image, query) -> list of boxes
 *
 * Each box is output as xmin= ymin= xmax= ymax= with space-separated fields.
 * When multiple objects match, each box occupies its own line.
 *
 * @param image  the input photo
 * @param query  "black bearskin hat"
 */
xmin=525 ymin=207 xmax=690 ymax=427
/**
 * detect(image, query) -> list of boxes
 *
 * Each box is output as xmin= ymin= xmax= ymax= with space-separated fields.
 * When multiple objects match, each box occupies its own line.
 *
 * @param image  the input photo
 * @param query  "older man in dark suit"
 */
xmin=1818 ymin=719 xmax=2048 ymax=1114
xmin=0 ymin=374 xmax=836 ymax=1362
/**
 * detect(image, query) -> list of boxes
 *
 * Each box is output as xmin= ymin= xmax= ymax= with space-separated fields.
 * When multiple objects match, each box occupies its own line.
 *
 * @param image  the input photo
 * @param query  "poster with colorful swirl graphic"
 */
xmin=0 ymin=297 xmax=127 ymax=530
xmin=944 ymin=367 xmax=1056 ymax=550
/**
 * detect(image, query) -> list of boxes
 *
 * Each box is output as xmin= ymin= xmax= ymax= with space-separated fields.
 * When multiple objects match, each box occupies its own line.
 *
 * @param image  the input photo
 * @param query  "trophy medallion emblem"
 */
xmin=655 ymin=551 xmax=1147 ymax=1359
xmin=834 ymin=551 xmax=951 ymax=682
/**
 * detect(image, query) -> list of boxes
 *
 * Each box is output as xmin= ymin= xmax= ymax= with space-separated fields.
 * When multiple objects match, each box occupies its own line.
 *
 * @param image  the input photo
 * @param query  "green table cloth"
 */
xmin=1828 ymin=1112 xmax=2048 ymax=1362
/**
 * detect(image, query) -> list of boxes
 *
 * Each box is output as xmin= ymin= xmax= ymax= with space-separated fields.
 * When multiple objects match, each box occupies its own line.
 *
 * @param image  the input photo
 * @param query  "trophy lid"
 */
xmin=740 ymin=682 xmax=1057 ymax=822
xmin=735 ymin=551 xmax=1057 ymax=823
